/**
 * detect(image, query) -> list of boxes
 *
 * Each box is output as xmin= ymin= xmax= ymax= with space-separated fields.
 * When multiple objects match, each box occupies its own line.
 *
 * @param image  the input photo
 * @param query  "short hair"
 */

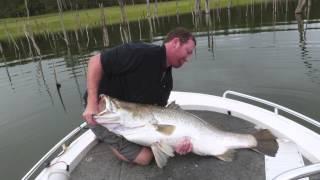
xmin=163 ymin=27 xmax=196 ymax=46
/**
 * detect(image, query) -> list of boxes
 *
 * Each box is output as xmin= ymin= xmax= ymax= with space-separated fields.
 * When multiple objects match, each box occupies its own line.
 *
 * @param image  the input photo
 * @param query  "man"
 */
xmin=82 ymin=27 xmax=196 ymax=166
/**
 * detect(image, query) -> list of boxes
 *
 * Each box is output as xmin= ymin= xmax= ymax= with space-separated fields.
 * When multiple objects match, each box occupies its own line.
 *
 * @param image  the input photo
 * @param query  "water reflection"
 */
xmin=37 ymin=60 xmax=54 ymax=105
xmin=295 ymin=1 xmax=320 ymax=85
xmin=52 ymin=62 xmax=66 ymax=112
xmin=0 ymin=0 xmax=319 ymax=95
xmin=0 ymin=43 xmax=13 ymax=89
xmin=296 ymin=13 xmax=306 ymax=42
xmin=66 ymin=48 xmax=84 ymax=107
xmin=205 ymin=12 xmax=215 ymax=58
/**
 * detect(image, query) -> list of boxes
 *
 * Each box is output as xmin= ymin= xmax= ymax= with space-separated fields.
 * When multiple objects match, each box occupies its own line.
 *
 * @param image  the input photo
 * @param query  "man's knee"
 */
xmin=110 ymin=146 xmax=154 ymax=166
xmin=133 ymin=147 xmax=153 ymax=166
xmin=110 ymin=147 xmax=130 ymax=162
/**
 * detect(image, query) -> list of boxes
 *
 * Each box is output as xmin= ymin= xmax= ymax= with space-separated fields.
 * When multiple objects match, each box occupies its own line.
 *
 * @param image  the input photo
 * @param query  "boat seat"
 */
xmin=265 ymin=139 xmax=308 ymax=180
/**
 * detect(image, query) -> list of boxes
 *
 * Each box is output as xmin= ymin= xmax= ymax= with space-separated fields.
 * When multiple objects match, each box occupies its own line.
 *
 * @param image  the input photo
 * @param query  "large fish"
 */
xmin=94 ymin=95 xmax=279 ymax=168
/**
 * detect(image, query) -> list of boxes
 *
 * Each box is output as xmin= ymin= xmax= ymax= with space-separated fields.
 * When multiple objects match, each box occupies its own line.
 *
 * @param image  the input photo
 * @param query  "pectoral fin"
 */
xmin=148 ymin=112 xmax=175 ymax=136
xmin=151 ymin=141 xmax=175 ymax=168
xmin=155 ymin=124 xmax=176 ymax=135
xmin=216 ymin=150 xmax=235 ymax=162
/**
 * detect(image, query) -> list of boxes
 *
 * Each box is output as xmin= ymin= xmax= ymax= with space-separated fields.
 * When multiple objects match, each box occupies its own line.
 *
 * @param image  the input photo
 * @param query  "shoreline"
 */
xmin=0 ymin=0 xmax=269 ymax=41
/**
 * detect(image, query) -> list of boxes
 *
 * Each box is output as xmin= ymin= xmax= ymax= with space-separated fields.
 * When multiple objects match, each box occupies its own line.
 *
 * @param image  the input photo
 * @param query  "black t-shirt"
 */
xmin=84 ymin=43 xmax=172 ymax=107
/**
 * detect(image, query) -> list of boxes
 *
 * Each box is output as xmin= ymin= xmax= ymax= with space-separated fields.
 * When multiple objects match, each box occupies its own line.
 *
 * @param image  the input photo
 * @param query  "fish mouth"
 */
xmin=94 ymin=113 xmax=119 ymax=122
xmin=94 ymin=94 xmax=120 ymax=121
xmin=96 ymin=94 xmax=118 ymax=116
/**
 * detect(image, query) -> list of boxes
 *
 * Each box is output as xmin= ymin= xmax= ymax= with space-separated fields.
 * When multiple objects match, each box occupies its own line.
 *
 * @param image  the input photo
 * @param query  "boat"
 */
xmin=22 ymin=90 xmax=320 ymax=180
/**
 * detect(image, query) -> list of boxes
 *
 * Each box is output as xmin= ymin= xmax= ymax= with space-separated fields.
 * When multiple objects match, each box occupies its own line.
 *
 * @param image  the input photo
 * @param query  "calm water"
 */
xmin=1 ymin=0 xmax=320 ymax=179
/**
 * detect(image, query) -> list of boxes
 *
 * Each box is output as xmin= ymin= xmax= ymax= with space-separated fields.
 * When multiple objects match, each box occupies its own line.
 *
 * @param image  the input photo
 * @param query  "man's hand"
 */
xmin=175 ymin=137 xmax=192 ymax=155
xmin=82 ymin=105 xmax=98 ymax=125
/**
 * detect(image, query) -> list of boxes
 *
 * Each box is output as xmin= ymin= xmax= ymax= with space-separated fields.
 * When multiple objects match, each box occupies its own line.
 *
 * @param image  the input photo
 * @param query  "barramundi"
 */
xmin=94 ymin=95 xmax=279 ymax=168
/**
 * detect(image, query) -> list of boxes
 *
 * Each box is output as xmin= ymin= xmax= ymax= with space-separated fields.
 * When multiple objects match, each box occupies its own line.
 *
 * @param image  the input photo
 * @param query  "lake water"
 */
xmin=1 ymin=0 xmax=320 ymax=179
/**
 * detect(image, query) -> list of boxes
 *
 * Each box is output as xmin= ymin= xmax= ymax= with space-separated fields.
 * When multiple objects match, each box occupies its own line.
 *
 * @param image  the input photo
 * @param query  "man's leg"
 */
xmin=110 ymin=146 xmax=153 ymax=165
xmin=89 ymin=124 xmax=154 ymax=165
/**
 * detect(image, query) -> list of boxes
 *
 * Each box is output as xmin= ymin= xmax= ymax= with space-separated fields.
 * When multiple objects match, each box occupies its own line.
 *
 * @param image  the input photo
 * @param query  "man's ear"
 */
xmin=172 ymin=37 xmax=180 ymax=48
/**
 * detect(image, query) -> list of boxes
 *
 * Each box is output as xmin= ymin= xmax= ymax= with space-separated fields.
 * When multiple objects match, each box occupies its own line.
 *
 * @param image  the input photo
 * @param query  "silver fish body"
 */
xmin=94 ymin=95 xmax=278 ymax=168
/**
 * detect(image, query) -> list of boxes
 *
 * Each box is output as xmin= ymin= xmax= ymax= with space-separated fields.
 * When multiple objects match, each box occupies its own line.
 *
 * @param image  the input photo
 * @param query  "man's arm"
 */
xmin=82 ymin=54 xmax=103 ymax=125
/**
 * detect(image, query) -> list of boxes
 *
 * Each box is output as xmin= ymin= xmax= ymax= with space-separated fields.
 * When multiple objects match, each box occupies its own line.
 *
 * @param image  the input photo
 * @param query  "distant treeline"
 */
xmin=0 ymin=0 xmax=175 ymax=18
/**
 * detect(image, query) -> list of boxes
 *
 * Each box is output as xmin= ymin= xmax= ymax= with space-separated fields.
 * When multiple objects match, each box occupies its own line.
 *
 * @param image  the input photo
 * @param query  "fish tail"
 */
xmin=252 ymin=129 xmax=279 ymax=157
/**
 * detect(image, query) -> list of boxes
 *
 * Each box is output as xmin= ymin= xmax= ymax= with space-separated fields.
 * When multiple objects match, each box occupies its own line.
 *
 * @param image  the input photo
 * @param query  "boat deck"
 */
xmin=70 ymin=111 xmax=266 ymax=180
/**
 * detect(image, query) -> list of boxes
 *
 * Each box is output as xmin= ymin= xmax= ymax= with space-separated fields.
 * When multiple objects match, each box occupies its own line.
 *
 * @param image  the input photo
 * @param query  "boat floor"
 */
xmin=70 ymin=111 xmax=267 ymax=180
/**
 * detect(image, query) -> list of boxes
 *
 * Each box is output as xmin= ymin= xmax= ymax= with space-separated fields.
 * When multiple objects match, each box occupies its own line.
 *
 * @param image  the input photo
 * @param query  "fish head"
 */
xmin=94 ymin=95 xmax=150 ymax=136
xmin=94 ymin=94 xmax=121 ymax=121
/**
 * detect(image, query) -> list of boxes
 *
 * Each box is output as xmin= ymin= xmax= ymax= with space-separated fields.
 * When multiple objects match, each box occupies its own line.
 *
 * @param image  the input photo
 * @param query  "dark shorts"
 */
xmin=88 ymin=124 xmax=143 ymax=162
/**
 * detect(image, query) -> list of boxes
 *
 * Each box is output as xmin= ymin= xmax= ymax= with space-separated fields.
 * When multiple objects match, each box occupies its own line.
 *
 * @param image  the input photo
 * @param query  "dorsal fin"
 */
xmin=166 ymin=101 xmax=182 ymax=110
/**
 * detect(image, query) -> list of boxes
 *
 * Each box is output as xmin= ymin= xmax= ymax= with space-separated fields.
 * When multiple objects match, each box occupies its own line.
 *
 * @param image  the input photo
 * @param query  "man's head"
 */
xmin=164 ymin=27 xmax=196 ymax=68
